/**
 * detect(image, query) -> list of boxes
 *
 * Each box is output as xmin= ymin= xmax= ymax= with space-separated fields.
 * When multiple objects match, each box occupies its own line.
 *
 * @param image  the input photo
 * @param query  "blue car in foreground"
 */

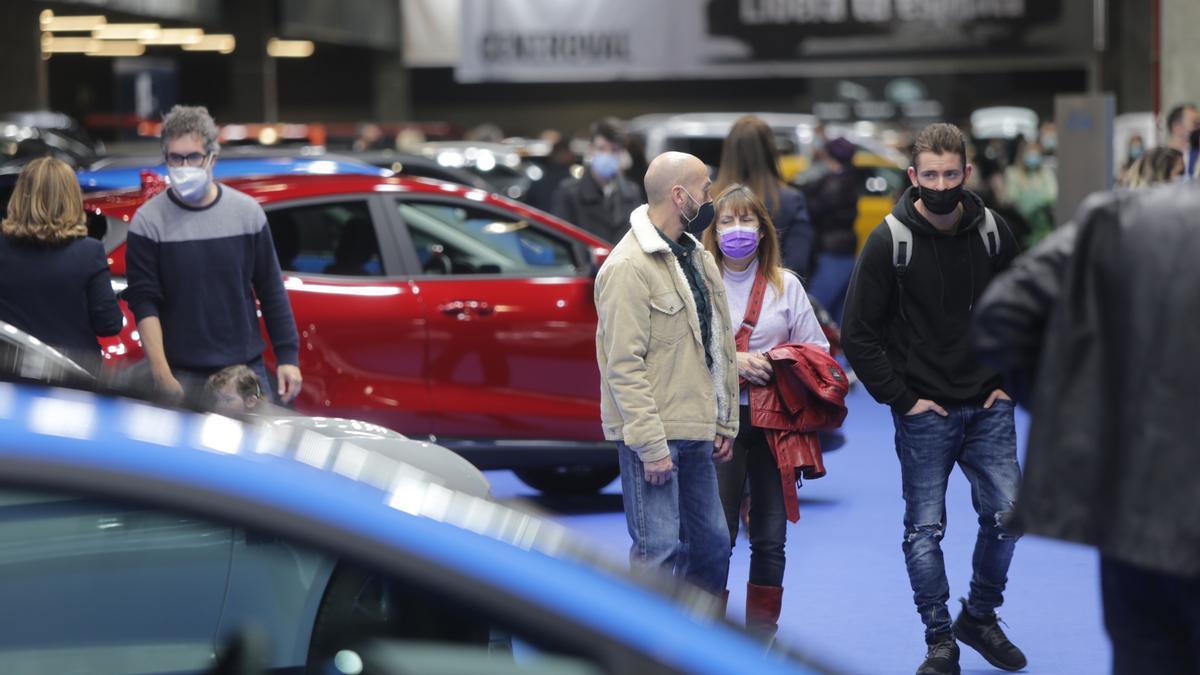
xmin=0 ymin=378 xmax=830 ymax=675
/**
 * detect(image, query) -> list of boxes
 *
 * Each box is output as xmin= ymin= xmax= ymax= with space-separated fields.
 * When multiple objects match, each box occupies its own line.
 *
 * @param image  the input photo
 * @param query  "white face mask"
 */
xmin=168 ymin=165 xmax=211 ymax=204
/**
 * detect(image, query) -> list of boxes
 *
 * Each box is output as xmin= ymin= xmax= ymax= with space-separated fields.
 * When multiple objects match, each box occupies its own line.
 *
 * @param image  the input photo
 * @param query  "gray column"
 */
xmin=0 ymin=2 xmax=49 ymax=113
xmin=1161 ymin=0 xmax=1200 ymax=116
xmin=223 ymin=0 xmax=277 ymax=122
xmin=1101 ymin=0 xmax=1152 ymax=113
xmin=373 ymin=49 xmax=411 ymax=121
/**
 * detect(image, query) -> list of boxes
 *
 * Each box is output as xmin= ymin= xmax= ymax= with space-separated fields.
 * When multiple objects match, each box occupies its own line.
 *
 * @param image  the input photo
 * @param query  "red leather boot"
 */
xmin=746 ymin=582 xmax=783 ymax=640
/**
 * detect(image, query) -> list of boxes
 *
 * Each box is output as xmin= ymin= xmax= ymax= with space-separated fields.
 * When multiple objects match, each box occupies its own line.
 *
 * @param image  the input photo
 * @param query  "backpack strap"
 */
xmin=978 ymin=207 xmax=1001 ymax=258
xmin=884 ymin=214 xmax=913 ymax=276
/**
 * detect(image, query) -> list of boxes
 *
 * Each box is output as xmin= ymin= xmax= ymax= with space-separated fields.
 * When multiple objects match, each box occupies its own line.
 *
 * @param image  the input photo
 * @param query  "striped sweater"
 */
xmin=124 ymin=185 xmax=299 ymax=370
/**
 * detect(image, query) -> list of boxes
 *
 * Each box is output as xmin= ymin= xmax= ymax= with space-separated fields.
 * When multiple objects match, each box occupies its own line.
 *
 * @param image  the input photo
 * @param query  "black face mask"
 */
xmin=1190 ymin=128 xmax=1200 ymax=151
xmin=918 ymin=183 xmax=964 ymax=216
xmin=678 ymin=188 xmax=714 ymax=235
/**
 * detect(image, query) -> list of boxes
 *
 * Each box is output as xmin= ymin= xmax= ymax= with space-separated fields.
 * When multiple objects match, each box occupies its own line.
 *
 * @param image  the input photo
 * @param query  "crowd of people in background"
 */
xmin=3 ymin=98 xmax=1199 ymax=675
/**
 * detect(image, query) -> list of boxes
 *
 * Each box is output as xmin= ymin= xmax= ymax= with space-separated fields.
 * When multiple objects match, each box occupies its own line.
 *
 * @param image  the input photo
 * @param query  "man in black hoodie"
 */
xmin=842 ymin=124 xmax=1025 ymax=675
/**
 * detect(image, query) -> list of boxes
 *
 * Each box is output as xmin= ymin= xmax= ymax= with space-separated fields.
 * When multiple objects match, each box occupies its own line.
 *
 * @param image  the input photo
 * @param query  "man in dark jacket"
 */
xmin=842 ymin=123 xmax=1026 ymax=675
xmin=551 ymin=119 xmax=643 ymax=243
xmin=804 ymin=136 xmax=860 ymax=323
xmin=973 ymin=183 xmax=1200 ymax=675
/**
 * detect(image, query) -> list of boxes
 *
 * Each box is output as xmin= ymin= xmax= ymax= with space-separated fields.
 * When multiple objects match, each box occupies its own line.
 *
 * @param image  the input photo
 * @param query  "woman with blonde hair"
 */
xmin=713 ymin=115 xmax=814 ymax=277
xmin=702 ymin=183 xmax=828 ymax=641
xmin=1120 ymin=146 xmax=1185 ymax=188
xmin=0 ymin=156 xmax=122 ymax=369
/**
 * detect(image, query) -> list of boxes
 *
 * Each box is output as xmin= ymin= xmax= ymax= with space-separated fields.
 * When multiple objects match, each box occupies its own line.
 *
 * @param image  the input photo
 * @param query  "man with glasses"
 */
xmin=124 ymin=105 xmax=302 ymax=404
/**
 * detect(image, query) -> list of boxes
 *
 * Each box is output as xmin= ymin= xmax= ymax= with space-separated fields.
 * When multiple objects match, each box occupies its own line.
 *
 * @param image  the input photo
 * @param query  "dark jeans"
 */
xmin=892 ymin=399 xmax=1022 ymax=641
xmin=716 ymin=406 xmax=787 ymax=588
xmin=1102 ymin=556 xmax=1200 ymax=675
xmin=808 ymin=252 xmax=856 ymax=325
xmin=617 ymin=439 xmax=729 ymax=595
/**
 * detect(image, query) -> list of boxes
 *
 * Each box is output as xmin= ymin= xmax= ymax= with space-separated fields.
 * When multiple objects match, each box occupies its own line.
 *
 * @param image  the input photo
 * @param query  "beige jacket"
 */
xmin=594 ymin=204 xmax=739 ymax=462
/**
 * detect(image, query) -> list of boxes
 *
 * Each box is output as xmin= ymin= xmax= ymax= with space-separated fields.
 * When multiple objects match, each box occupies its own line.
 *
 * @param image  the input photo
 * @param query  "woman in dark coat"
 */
xmin=0 ymin=156 xmax=123 ymax=371
xmin=713 ymin=116 xmax=814 ymax=278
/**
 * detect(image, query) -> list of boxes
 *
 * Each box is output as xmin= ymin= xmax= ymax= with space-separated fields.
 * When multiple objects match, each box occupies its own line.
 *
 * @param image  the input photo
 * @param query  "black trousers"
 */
xmin=715 ymin=406 xmax=788 ymax=587
xmin=1102 ymin=555 xmax=1200 ymax=675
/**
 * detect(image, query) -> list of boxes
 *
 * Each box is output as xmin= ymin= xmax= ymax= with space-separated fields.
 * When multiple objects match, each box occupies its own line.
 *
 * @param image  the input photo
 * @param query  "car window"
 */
xmin=0 ymin=486 xmax=609 ymax=675
xmin=266 ymin=200 xmax=383 ymax=277
xmin=396 ymin=200 xmax=578 ymax=276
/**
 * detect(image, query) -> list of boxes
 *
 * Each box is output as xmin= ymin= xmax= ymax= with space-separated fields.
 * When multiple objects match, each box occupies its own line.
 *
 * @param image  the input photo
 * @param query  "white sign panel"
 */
xmin=457 ymin=0 xmax=703 ymax=83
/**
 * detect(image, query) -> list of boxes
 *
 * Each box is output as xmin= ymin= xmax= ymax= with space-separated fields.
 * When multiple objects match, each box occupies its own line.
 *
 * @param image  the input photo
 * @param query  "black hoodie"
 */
xmin=842 ymin=186 xmax=1020 ymax=414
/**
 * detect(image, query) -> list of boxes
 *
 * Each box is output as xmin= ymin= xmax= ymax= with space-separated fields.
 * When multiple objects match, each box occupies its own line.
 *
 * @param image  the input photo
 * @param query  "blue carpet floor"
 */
xmin=487 ymin=385 xmax=1110 ymax=674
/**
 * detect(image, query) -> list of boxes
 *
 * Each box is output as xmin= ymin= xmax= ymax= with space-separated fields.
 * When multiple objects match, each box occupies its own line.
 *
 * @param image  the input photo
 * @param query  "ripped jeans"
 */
xmin=892 ymin=399 xmax=1022 ymax=641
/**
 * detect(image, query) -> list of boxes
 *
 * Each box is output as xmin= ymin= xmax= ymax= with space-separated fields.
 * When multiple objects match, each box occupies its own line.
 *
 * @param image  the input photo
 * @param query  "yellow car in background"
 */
xmin=843 ymin=150 xmax=909 ymax=254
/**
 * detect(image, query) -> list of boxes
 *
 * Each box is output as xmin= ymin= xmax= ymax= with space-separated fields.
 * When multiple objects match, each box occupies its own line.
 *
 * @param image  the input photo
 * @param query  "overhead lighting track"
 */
xmin=267 ymin=38 xmax=315 ymax=58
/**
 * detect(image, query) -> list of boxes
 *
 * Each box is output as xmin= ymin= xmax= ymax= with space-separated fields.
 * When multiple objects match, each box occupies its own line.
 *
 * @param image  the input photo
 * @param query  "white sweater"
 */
xmin=722 ymin=259 xmax=829 ymax=405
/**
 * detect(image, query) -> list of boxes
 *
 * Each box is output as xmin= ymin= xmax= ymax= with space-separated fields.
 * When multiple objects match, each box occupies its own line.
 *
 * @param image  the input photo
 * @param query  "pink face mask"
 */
xmin=718 ymin=226 xmax=759 ymax=260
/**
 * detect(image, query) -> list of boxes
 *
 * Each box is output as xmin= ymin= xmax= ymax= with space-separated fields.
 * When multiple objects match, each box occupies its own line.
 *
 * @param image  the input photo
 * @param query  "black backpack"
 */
xmin=884 ymin=208 xmax=1002 ymax=277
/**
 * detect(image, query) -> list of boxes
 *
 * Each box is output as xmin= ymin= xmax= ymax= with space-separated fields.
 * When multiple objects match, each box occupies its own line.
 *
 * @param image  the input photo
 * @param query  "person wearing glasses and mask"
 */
xmin=123 ymin=105 xmax=302 ymax=405
xmin=842 ymin=124 xmax=1025 ymax=675
xmin=551 ymin=118 xmax=643 ymax=243
xmin=594 ymin=151 xmax=738 ymax=600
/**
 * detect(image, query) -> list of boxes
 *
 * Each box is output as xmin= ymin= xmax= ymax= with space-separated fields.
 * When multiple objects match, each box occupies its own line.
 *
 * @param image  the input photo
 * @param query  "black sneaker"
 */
xmin=952 ymin=598 xmax=1027 ymax=671
xmin=916 ymin=636 xmax=960 ymax=675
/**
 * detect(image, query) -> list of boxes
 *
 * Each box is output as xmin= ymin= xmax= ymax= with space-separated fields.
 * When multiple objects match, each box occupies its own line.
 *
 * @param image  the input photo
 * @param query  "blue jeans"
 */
xmin=716 ymin=406 xmax=787 ymax=587
xmin=892 ymin=400 xmax=1022 ymax=641
xmin=807 ymin=252 xmax=856 ymax=326
xmin=617 ymin=439 xmax=730 ymax=595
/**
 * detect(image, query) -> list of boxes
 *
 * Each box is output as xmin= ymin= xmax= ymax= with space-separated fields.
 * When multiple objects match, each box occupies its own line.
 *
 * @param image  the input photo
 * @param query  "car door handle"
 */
xmin=438 ymin=301 xmax=494 ymax=318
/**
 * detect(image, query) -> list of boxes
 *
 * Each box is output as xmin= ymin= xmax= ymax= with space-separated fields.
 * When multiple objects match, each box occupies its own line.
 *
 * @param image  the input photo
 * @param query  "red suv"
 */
xmin=88 ymin=174 xmax=620 ymax=494
xmin=87 ymin=173 xmax=845 ymax=495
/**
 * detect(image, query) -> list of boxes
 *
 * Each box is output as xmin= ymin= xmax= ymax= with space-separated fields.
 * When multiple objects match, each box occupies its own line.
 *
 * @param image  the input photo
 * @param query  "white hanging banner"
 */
xmin=454 ymin=0 xmax=1082 ymax=83
xmin=456 ymin=0 xmax=703 ymax=83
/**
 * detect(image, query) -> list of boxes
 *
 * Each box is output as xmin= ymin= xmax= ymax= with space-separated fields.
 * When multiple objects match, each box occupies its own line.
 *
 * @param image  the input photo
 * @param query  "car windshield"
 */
xmin=0 ymin=484 xmax=610 ymax=675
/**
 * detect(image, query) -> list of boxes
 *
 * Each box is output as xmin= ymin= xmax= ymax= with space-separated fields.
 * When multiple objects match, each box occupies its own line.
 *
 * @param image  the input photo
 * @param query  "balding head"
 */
xmin=644 ymin=151 xmax=709 ymax=208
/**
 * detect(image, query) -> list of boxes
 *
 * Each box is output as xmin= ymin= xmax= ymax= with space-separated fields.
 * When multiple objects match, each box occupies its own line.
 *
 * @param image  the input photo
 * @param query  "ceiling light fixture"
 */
xmin=182 ymin=34 xmax=236 ymax=54
xmin=42 ymin=35 xmax=99 ymax=54
xmin=93 ymin=23 xmax=161 ymax=41
xmin=139 ymin=28 xmax=204 ymax=46
xmin=86 ymin=40 xmax=146 ymax=57
xmin=267 ymin=38 xmax=314 ymax=58
xmin=40 ymin=11 xmax=108 ymax=33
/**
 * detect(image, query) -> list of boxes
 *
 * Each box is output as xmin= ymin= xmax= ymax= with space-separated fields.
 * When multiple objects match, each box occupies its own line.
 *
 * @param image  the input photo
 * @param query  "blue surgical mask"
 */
xmin=1023 ymin=153 xmax=1043 ymax=170
xmin=168 ymin=165 xmax=212 ymax=204
xmin=590 ymin=152 xmax=620 ymax=180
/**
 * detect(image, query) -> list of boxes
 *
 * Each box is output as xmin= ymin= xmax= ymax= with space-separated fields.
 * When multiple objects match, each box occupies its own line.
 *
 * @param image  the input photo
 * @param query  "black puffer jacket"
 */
xmin=973 ymin=183 xmax=1200 ymax=577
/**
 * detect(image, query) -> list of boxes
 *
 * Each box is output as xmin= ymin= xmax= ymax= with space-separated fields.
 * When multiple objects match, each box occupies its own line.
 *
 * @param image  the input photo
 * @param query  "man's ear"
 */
xmin=244 ymin=396 xmax=259 ymax=411
xmin=907 ymin=165 xmax=919 ymax=187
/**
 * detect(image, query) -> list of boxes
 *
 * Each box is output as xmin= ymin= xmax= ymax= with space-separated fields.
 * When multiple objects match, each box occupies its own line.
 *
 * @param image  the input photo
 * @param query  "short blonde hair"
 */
xmin=1 ymin=156 xmax=87 ymax=245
